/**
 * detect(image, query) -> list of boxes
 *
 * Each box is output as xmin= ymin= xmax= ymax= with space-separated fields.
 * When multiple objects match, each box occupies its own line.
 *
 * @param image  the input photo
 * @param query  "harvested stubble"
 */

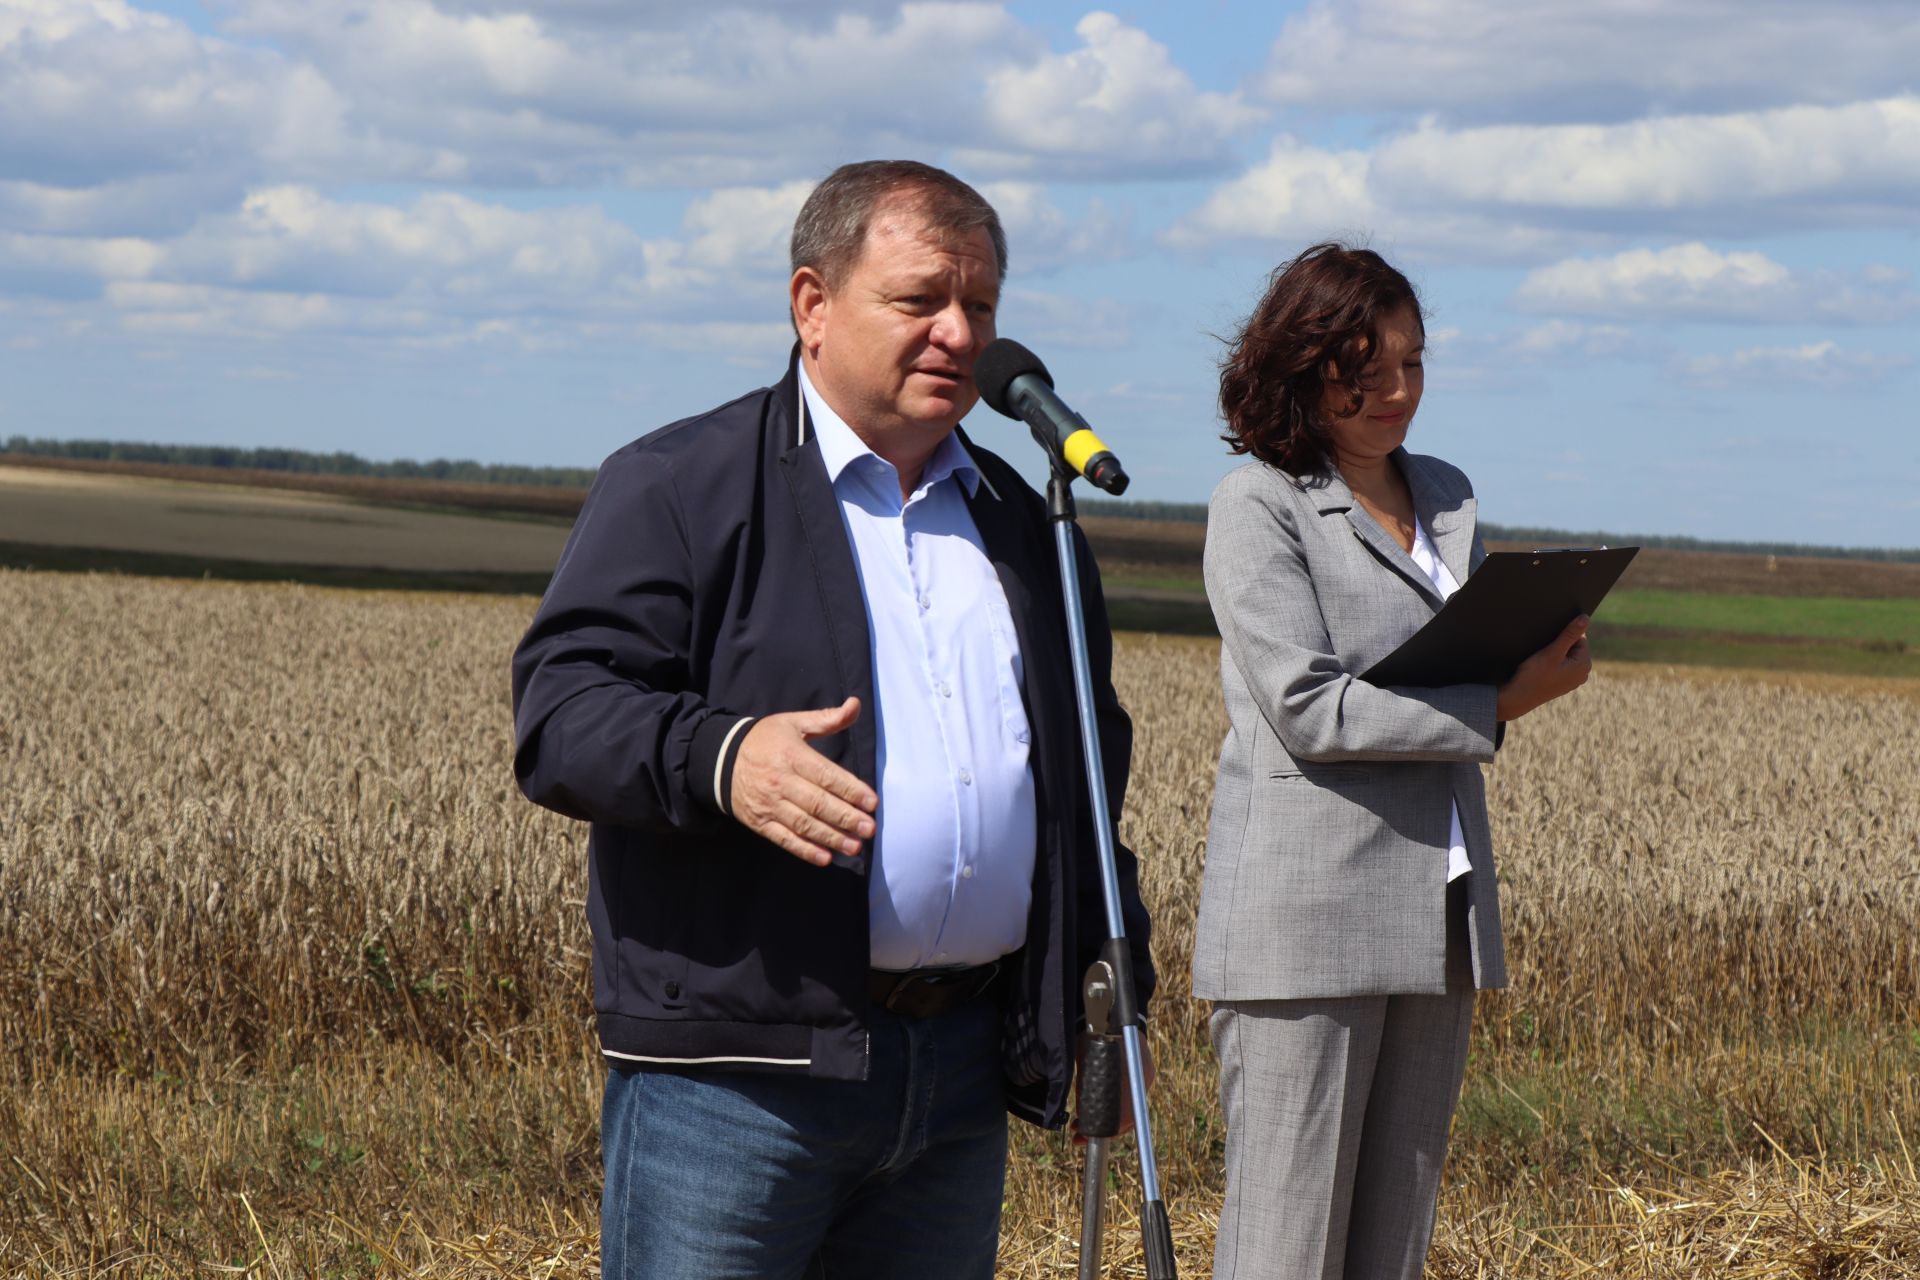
xmin=2 ymin=570 xmax=1918 ymax=1277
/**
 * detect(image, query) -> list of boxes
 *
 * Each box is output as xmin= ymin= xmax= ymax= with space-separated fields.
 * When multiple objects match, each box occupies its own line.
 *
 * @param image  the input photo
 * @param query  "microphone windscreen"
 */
xmin=975 ymin=338 xmax=1051 ymax=418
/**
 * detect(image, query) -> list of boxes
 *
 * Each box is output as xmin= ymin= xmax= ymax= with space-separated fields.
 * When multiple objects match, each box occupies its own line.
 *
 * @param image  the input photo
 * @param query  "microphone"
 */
xmin=975 ymin=339 xmax=1130 ymax=495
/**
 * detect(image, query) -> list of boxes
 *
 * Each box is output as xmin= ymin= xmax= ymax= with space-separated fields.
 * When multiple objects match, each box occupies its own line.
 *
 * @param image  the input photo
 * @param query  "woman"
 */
xmin=1195 ymin=243 xmax=1591 ymax=1280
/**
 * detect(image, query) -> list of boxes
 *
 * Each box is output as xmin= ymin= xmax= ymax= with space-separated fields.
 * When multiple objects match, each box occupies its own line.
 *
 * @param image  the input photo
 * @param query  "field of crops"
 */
xmin=0 ymin=463 xmax=570 ymax=579
xmin=3 ymin=568 xmax=1919 ymax=1277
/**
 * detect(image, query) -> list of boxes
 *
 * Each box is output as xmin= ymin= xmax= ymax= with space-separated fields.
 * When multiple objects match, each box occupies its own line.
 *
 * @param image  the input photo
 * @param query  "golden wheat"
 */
xmin=2 ymin=569 xmax=1917 ymax=1277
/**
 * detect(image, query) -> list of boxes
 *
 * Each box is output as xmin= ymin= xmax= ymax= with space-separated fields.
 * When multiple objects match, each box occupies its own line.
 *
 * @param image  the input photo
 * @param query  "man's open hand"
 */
xmin=729 ymin=697 xmax=878 ymax=866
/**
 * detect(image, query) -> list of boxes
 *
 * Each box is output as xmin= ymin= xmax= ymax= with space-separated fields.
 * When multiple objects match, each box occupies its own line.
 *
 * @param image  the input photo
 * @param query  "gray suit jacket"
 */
xmin=1193 ymin=449 xmax=1508 ymax=1001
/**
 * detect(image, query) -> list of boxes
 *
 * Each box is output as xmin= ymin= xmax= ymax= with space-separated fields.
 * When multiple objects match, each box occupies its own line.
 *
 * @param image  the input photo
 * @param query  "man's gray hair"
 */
xmin=790 ymin=160 xmax=1008 ymax=288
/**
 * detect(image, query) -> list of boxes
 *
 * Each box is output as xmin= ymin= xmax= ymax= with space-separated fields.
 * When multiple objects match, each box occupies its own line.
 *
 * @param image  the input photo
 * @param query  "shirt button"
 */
xmin=919 ymin=595 xmax=931 ymax=611
xmin=961 ymin=864 xmax=974 ymax=879
xmin=937 ymin=681 xmax=952 ymax=698
xmin=958 ymin=768 xmax=972 ymax=785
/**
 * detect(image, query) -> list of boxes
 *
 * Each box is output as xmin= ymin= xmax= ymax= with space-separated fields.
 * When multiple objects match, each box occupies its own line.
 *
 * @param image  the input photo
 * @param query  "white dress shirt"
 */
xmin=800 ymin=366 xmax=1037 ymax=971
xmin=1408 ymin=516 xmax=1473 ymax=883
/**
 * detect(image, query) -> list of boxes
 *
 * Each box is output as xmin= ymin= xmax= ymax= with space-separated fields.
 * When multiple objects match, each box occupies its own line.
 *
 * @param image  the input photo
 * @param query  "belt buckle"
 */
xmin=875 ymin=961 xmax=999 ymax=1017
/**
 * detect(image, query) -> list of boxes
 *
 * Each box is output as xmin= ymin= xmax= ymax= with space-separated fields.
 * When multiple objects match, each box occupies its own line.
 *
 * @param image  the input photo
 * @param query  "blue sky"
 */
xmin=3 ymin=0 xmax=1917 ymax=547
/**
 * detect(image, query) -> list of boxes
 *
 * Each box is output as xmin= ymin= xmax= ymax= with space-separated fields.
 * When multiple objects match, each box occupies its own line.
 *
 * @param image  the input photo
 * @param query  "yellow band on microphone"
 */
xmin=1061 ymin=428 xmax=1111 ymax=476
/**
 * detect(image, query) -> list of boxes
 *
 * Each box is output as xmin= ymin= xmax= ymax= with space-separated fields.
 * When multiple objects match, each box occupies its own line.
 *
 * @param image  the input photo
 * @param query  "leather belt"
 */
xmin=869 ymin=961 xmax=1004 ymax=1019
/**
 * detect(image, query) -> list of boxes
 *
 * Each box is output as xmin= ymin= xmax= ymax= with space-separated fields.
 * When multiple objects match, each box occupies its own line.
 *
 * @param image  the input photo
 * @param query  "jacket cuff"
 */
xmin=690 ymin=713 xmax=756 ymax=816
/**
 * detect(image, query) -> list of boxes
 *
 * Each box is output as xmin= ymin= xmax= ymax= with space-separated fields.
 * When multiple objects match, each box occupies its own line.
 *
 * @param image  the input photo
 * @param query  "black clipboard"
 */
xmin=1361 ymin=546 xmax=1639 ymax=688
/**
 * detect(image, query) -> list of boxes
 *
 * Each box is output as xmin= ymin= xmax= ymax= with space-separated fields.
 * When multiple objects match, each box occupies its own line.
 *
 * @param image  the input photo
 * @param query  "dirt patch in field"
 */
xmin=0 ymin=463 xmax=570 ymax=573
xmin=1092 ymin=531 xmax=1920 ymax=655
xmin=0 ymin=452 xmax=585 ymax=518
xmin=1080 ymin=515 xmax=1207 ymax=567
xmin=1083 ymin=518 xmax=1920 ymax=601
xmin=1492 ymin=540 xmax=1920 ymax=600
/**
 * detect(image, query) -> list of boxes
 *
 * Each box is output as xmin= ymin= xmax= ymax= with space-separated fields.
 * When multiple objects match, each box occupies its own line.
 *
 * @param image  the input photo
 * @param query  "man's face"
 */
xmin=794 ymin=200 xmax=1000 ymax=446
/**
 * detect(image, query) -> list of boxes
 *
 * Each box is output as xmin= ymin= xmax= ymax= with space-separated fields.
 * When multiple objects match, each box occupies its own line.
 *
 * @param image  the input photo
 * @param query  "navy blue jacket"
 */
xmin=510 ymin=356 xmax=1154 ymax=1129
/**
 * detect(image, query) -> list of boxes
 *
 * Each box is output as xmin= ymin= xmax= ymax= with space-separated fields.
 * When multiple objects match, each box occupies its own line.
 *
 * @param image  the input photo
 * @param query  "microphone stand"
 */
xmin=1038 ymin=445 xmax=1177 ymax=1280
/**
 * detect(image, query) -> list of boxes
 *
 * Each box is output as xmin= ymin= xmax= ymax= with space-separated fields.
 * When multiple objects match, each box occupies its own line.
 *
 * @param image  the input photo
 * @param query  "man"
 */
xmin=511 ymin=160 xmax=1153 ymax=1280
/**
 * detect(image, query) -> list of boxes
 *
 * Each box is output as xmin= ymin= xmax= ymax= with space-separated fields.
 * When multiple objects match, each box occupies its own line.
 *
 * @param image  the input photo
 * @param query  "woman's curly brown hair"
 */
xmin=1218 ymin=242 xmax=1424 ymax=476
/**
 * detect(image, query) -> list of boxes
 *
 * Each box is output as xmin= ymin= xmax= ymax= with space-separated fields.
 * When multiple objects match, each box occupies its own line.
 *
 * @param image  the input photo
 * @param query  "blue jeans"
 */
xmin=599 ymin=997 xmax=1009 ymax=1280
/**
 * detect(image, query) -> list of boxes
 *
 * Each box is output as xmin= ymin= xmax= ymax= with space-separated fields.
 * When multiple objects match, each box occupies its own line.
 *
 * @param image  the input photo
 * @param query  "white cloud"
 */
xmin=0 ymin=168 xmax=1148 ymax=350
xmin=0 ymin=0 xmax=391 ymax=195
xmin=1 ymin=0 xmax=146 ymax=45
xmin=1516 ymin=244 xmax=1918 ymax=324
xmin=998 ymin=287 xmax=1131 ymax=350
xmin=1512 ymin=319 xmax=1636 ymax=357
xmin=1162 ymin=136 xmax=1600 ymax=262
xmin=0 ymin=178 xmax=846 ymax=343
xmin=432 ymin=0 xmax=905 ymax=22
xmin=962 ymin=11 xmax=1261 ymax=177
xmin=1161 ymin=137 xmax=1376 ymax=249
xmin=1257 ymin=0 xmax=1920 ymax=123
xmin=158 ymin=186 xmax=651 ymax=305
xmin=0 ymin=230 xmax=164 ymax=284
xmin=0 ymin=162 xmax=1153 ymax=356
xmin=675 ymin=183 xmax=814 ymax=275
xmin=0 ymin=173 xmax=255 ymax=238
xmin=1676 ymin=340 xmax=1912 ymax=389
xmin=1173 ymin=96 xmax=1920 ymax=256
xmin=1415 ymin=319 xmax=1644 ymax=395
xmin=629 ymin=320 xmax=795 ymax=368
xmin=978 ymin=183 xmax=1130 ymax=272
xmin=97 ymin=277 xmax=587 ymax=352
xmin=209 ymin=1 xmax=1248 ymax=186
xmin=1371 ymin=97 xmax=1920 ymax=225
xmin=3 ymin=0 xmax=1254 ymax=215
xmin=106 ymin=281 xmax=348 ymax=336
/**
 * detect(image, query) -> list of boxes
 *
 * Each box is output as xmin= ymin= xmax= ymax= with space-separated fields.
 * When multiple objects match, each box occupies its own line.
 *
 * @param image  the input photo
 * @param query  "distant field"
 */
xmin=1601 ymin=588 xmax=1920 ymax=644
xmin=1580 ymin=588 xmax=1920 ymax=678
xmin=6 ymin=454 xmax=1917 ymax=679
xmin=1100 ymin=540 xmax=1920 ymax=603
xmin=1589 ymin=630 xmax=1920 ymax=679
xmin=1588 ymin=542 xmax=1920 ymax=601
xmin=0 ymin=462 xmax=569 ymax=581
xmin=1096 ymin=549 xmax=1920 ymax=668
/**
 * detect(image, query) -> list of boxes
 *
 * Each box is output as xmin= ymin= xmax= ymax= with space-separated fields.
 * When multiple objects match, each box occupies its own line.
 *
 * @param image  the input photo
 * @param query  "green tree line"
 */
xmin=1 ymin=436 xmax=596 ymax=489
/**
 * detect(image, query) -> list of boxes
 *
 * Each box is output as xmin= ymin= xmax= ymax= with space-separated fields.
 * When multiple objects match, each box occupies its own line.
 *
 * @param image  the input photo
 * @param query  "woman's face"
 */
xmin=1323 ymin=303 xmax=1424 ymax=469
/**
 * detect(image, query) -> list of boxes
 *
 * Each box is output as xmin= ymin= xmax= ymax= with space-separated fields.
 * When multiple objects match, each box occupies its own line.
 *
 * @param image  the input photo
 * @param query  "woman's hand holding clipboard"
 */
xmin=1361 ymin=547 xmax=1639 ymax=689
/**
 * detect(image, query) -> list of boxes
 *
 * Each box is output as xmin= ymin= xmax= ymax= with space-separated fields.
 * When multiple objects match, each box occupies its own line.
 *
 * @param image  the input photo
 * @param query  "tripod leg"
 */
xmin=1078 ymin=1137 xmax=1110 ymax=1280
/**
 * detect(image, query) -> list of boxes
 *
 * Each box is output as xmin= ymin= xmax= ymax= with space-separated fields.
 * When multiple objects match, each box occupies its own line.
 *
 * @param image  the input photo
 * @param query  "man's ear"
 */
xmin=791 ymin=267 xmax=829 ymax=353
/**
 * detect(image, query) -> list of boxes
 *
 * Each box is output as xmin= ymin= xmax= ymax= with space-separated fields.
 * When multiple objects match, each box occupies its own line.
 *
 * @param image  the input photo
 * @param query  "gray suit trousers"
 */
xmin=1209 ymin=883 xmax=1475 ymax=1280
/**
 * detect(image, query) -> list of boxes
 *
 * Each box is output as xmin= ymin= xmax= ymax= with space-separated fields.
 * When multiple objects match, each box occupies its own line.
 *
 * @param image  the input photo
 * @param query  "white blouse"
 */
xmin=1408 ymin=517 xmax=1472 ymax=883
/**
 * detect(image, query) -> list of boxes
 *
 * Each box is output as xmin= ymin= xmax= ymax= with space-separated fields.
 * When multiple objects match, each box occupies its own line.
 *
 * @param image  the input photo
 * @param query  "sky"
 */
xmin=2 ymin=0 xmax=1917 ymax=547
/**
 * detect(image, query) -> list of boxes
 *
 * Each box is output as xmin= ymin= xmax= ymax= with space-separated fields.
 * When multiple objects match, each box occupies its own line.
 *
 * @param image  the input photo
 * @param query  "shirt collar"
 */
xmin=799 ymin=362 xmax=981 ymax=499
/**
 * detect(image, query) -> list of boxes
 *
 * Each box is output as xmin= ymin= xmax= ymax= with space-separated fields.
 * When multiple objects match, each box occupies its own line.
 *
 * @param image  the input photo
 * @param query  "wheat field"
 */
xmin=2 ymin=569 xmax=1918 ymax=1277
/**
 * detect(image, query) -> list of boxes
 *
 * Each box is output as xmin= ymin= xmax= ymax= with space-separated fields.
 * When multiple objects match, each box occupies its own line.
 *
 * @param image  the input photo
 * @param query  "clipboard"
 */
xmin=1361 ymin=546 xmax=1639 ymax=688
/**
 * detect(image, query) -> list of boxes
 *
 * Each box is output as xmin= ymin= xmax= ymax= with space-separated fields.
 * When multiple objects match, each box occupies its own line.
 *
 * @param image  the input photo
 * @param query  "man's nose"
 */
xmin=929 ymin=302 xmax=979 ymax=351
